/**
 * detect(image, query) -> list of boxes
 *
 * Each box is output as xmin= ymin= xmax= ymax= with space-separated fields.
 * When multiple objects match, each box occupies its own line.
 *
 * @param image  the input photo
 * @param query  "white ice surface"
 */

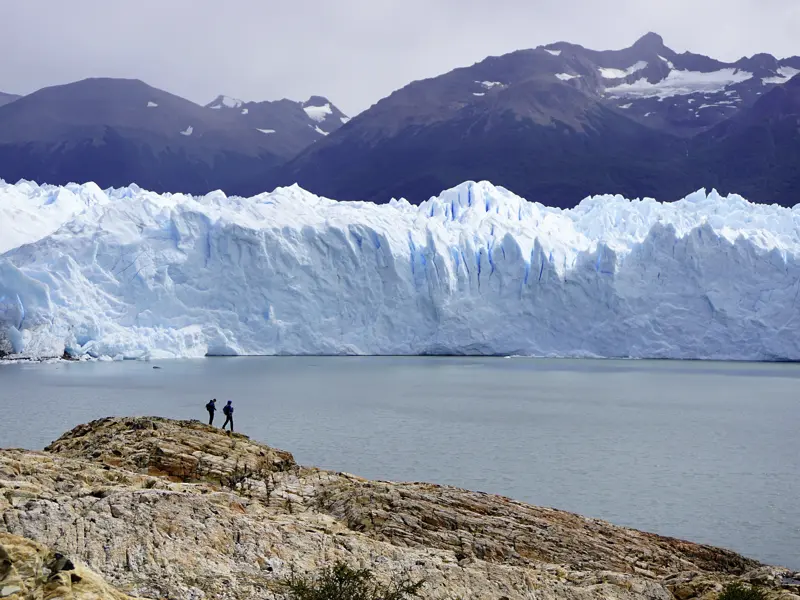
xmin=303 ymin=103 xmax=332 ymax=122
xmin=2 ymin=180 xmax=800 ymax=361
xmin=606 ymin=68 xmax=753 ymax=99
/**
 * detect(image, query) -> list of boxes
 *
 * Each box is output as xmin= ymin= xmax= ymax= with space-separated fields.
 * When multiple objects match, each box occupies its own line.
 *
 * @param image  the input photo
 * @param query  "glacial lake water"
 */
xmin=1 ymin=356 xmax=798 ymax=570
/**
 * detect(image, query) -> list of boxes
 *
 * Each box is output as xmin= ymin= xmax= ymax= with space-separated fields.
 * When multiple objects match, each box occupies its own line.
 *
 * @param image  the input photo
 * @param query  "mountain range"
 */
xmin=1 ymin=32 xmax=799 ymax=206
xmin=0 ymin=80 xmax=346 ymax=196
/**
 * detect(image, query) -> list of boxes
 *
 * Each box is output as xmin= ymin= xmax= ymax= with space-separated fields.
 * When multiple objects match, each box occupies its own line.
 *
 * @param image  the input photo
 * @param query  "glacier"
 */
xmin=2 ymin=178 xmax=800 ymax=361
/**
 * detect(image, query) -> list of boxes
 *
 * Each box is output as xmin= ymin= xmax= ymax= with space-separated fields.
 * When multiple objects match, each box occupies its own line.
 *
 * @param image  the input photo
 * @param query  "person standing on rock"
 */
xmin=206 ymin=398 xmax=217 ymax=425
xmin=222 ymin=400 xmax=234 ymax=432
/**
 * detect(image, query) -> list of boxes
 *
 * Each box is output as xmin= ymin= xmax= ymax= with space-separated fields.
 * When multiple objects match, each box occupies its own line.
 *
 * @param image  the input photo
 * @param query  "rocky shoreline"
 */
xmin=1 ymin=417 xmax=797 ymax=599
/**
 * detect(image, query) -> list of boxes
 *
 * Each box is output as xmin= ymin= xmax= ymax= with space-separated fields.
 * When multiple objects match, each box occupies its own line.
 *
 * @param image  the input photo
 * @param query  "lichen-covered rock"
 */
xmin=0 ymin=417 xmax=794 ymax=600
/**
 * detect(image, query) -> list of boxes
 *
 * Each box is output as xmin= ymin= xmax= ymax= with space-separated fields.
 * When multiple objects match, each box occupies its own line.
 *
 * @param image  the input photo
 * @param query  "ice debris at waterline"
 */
xmin=1 ymin=179 xmax=800 ymax=360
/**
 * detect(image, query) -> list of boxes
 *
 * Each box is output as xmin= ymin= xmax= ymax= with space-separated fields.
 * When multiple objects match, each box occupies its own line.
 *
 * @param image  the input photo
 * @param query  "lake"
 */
xmin=1 ymin=356 xmax=798 ymax=569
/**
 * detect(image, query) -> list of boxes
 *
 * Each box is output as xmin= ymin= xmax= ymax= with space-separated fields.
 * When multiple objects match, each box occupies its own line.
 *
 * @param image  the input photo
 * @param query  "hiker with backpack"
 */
xmin=206 ymin=399 xmax=217 ymax=425
xmin=222 ymin=400 xmax=234 ymax=432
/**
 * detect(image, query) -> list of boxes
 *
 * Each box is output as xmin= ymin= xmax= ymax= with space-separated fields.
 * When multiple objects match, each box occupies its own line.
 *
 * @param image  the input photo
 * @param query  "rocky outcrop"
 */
xmin=1 ymin=417 xmax=797 ymax=600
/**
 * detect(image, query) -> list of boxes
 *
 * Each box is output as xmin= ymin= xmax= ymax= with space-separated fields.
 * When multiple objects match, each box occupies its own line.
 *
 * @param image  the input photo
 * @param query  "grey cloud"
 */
xmin=0 ymin=0 xmax=797 ymax=115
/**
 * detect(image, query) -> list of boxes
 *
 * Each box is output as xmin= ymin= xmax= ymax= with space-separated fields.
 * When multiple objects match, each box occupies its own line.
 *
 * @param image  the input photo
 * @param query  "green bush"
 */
xmin=719 ymin=582 xmax=768 ymax=600
xmin=279 ymin=561 xmax=424 ymax=600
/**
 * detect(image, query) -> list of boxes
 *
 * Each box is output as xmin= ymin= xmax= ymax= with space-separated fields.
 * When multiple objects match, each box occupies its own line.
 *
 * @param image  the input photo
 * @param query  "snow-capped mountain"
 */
xmin=3 ymin=179 xmax=800 ymax=361
xmin=540 ymin=32 xmax=800 ymax=136
xmin=204 ymin=94 xmax=348 ymax=156
xmin=0 ymin=79 xmax=345 ymax=197
xmin=278 ymin=33 xmax=800 ymax=207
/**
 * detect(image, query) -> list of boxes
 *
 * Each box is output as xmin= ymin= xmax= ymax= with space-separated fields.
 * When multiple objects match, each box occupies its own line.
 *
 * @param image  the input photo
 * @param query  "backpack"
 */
xmin=206 ymin=401 xmax=215 ymax=411
xmin=223 ymin=404 xmax=232 ymax=416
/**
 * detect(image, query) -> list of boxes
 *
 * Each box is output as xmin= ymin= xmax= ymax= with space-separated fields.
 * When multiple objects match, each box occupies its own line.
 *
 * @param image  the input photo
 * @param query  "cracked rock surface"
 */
xmin=1 ymin=417 xmax=796 ymax=599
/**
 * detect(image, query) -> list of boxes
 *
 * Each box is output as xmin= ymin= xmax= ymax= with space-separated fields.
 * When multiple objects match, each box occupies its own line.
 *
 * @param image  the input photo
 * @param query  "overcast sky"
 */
xmin=1 ymin=0 xmax=798 ymax=115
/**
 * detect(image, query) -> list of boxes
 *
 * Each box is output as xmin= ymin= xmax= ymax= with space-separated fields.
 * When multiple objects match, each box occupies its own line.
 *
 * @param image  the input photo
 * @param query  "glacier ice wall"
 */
xmin=2 ymin=179 xmax=800 ymax=360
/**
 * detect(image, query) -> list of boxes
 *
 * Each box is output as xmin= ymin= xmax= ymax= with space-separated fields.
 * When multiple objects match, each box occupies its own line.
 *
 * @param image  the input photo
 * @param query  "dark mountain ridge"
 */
xmin=277 ymin=33 xmax=800 ymax=207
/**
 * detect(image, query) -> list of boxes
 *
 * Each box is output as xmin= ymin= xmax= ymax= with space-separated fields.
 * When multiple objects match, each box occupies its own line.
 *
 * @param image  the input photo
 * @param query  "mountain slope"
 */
xmin=690 ymin=73 xmax=800 ymax=201
xmin=0 ymin=78 xmax=289 ymax=195
xmin=0 ymin=91 xmax=20 ymax=108
xmin=278 ymin=33 xmax=800 ymax=207
xmin=204 ymin=93 xmax=348 ymax=157
xmin=0 ymin=79 xmax=347 ymax=196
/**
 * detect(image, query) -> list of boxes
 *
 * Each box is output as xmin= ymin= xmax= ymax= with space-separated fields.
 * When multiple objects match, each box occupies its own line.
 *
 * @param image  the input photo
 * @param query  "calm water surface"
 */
xmin=1 ymin=357 xmax=798 ymax=569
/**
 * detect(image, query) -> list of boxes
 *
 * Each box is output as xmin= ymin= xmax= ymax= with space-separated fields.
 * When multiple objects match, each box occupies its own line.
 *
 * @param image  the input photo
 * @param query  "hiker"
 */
xmin=206 ymin=398 xmax=217 ymax=425
xmin=222 ymin=400 xmax=234 ymax=432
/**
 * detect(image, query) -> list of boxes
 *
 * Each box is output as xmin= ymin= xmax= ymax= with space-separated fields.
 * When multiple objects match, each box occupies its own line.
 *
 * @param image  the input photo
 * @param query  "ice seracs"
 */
xmin=2 ymin=180 xmax=800 ymax=361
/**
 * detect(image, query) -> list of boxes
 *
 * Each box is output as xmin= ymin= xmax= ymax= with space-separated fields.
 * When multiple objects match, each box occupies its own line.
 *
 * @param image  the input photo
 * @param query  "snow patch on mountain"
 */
xmin=599 ymin=61 xmax=648 ymax=79
xmin=544 ymin=48 xmax=561 ymax=56
xmin=658 ymin=55 xmax=675 ymax=70
xmin=257 ymin=128 xmax=276 ymax=134
xmin=147 ymin=101 xmax=158 ymax=108
xmin=303 ymin=103 xmax=332 ymax=122
xmin=556 ymin=73 xmax=580 ymax=81
xmin=179 ymin=126 xmax=193 ymax=136
xmin=605 ymin=68 xmax=754 ymax=99
xmin=762 ymin=66 xmax=800 ymax=85
xmin=478 ymin=81 xmax=504 ymax=89
xmin=2 ymin=180 xmax=800 ymax=361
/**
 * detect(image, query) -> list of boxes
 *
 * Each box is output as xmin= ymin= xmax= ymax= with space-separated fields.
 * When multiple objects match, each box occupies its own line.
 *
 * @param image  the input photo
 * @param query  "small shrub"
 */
xmin=719 ymin=582 xmax=768 ymax=600
xmin=279 ymin=561 xmax=424 ymax=600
